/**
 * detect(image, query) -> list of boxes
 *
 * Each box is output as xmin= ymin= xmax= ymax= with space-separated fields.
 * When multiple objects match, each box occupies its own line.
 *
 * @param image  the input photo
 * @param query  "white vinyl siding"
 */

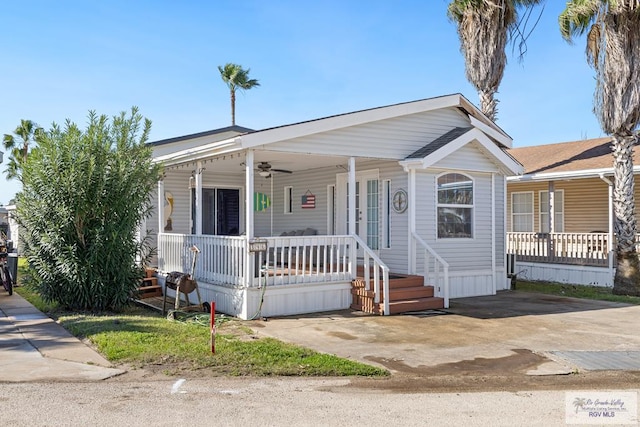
xmin=432 ymin=141 xmax=501 ymax=173
xmin=415 ymin=169 xmax=494 ymax=271
xmin=539 ymin=190 xmax=564 ymax=233
xmin=511 ymin=192 xmax=534 ymax=232
xmin=258 ymin=109 xmax=470 ymax=159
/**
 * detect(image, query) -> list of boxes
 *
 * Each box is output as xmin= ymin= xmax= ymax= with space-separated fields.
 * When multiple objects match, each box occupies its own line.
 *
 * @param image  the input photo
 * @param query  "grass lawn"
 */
xmin=514 ymin=280 xmax=640 ymax=305
xmin=14 ymin=258 xmax=387 ymax=377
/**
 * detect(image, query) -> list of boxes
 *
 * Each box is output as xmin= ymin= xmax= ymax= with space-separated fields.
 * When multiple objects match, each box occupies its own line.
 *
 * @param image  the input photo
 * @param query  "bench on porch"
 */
xmin=269 ymin=228 xmax=321 ymax=269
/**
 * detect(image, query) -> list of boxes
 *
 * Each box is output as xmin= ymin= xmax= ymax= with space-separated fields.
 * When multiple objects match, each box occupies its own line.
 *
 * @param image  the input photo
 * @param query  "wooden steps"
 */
xmin=137 ymin=276 xmax=163 ymax=299
xmin=350 ymin=273 xmax=444 ymax=315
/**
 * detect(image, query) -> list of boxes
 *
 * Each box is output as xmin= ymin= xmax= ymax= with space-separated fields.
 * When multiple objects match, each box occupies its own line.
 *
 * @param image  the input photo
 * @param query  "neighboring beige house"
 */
xmin=506 ymin=137 xmax=640 ymax=286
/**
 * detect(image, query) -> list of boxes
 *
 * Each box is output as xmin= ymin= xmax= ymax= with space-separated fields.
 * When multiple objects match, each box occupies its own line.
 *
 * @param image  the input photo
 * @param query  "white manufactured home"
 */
xmin=148 ymin=94 xmax=523 ymax=319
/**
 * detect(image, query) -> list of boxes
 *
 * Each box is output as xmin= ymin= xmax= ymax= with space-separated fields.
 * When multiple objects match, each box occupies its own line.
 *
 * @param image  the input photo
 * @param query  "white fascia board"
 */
xmin=153 ymin=137 xmax=242 ymax=166
xmin=469 ymin=116 xmax=512 ymax=148
xmin=507 ymin=167 xmax=621 ymax=182
xmin=410 ymin=128 xmax=523 ymax=174
xmin=240 ymin=95 xmax=464 ymax=148
xmin=398 ymin=158 xmax=423 ymax=172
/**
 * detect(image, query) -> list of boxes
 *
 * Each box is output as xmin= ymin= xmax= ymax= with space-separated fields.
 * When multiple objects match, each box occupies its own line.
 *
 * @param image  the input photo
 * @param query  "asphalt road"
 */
xmin=5 ymin=377 xmax=630 ymax=427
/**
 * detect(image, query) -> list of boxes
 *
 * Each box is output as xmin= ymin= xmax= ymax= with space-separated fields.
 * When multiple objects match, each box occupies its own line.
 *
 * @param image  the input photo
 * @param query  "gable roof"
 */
xmin=239 ymin=93 xmax=513 ymax=149
xmin=399 ymin=127 xmax=523 ymax=175
xmin=405 ymin=127 xmax=473 ymax=159
xmin=154 ymin=94 xmax=514 ymax=167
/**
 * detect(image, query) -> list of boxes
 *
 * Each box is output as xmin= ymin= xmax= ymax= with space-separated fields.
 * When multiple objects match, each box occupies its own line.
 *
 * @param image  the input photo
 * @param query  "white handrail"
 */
xmin=411 ymin=232 xmax=449 ymax=308
xmin=352 ymin=234 xmax=390 ymax=315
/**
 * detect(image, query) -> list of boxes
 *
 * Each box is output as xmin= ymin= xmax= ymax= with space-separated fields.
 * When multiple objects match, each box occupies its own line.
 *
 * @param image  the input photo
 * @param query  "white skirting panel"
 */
xmin=158 ymin=277 xmax=352 ymax=320
xmin=449 ymin=270 xmax=495 ymax=298
xmin=248 ymin=282 xmax=352 ymax=319
xmin=494 ymin=267 xmax=510 ymax=291
xmin=515 ymin=262 xmax=613 ymax=288
xmin=158 ymin=276 xmax=246 ymax=317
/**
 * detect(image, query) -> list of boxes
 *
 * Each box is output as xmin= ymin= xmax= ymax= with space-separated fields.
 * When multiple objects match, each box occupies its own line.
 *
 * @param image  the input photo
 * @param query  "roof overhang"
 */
xmin=153 ymin=137 xmax=243 ymax=166
xmin=239 ymin=94 xmax=511 ymax=149
xmin=399 ymin=128 xmax=523 ymax=175
xmin=506 ymin=166 xmax=640 ymax=182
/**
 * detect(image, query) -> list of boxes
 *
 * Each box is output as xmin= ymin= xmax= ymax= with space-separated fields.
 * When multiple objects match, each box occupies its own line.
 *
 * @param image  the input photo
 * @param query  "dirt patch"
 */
xmin=365 ymin=349 xmax=546 ymax=376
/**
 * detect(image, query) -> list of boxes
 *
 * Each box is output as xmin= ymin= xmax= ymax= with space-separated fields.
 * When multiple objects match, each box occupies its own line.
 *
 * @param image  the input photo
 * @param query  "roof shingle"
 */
xmin=508 ymin=137 xmax=623 ymax=175
xmin=405 ymin=127 xmax=473 ymax=159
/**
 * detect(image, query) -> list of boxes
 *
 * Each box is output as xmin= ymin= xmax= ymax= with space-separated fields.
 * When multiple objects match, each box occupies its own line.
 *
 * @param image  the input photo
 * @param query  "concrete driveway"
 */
xmin=249 ymin=291 xmax=640 ymax=375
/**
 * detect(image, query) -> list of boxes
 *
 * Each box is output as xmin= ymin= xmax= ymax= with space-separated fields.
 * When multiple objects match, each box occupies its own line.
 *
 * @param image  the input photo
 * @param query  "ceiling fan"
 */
xmin=256 ymin=161 xmax=292 ymax=178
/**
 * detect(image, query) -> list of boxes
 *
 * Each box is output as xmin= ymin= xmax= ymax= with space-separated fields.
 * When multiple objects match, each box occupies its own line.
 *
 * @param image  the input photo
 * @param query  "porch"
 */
xmin=156 ymin=233 xmax=449 ymax=319
xmin=506 ymin=232 xmax=612 ymax=267
xmin=506 ymin=232 xmax=615 ymax=287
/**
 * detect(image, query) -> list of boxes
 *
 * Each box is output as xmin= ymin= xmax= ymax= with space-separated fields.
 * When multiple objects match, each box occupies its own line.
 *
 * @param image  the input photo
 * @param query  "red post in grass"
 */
xmin=210 ymin=301 xmax=216 ymax=354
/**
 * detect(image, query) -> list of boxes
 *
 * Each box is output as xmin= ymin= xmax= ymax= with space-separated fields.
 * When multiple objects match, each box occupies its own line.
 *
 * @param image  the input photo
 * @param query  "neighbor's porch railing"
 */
xmin=411 ymin=232 xmax=450 ymax=308
xmin=506 ymin=232 xmax=611 ymax=267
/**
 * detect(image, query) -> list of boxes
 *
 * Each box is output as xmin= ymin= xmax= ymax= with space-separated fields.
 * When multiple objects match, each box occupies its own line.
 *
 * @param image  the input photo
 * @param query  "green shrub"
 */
xmin=15 ymin=108 xmax=160 ymax=311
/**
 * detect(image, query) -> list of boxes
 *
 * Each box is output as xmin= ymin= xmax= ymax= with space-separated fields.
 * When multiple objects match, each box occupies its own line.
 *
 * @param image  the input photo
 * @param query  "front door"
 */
xmin=336 ymin=171 xmax=380 ymax=251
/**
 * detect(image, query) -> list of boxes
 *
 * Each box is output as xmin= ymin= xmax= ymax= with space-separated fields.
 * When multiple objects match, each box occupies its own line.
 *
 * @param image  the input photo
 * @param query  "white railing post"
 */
xmin=411 ymin=232 xmax=449 ymax=307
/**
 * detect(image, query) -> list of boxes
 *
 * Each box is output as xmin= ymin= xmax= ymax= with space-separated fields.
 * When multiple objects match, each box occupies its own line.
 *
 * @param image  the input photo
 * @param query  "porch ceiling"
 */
xmin=164 ymin=150 xmax=361 ymax=175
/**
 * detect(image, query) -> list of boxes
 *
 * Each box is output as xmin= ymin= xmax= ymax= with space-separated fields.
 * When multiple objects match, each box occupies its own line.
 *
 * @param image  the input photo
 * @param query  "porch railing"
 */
xmin=253 ymin=235 xmax=354 ymax=287
xmin=158 ymin=233 xmax=247 ymax=286
xmin=506 ymin=232 xmax=611 ymax=267
xmin=352 ymin=234 xmax=390 ymax=315
xmin=411 ymin=232 xmax=449 ymax=308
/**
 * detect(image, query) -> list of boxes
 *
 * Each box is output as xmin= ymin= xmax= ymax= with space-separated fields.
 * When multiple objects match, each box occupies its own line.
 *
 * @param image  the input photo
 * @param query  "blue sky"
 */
xmin=0 ymin=1 xmax=600 ymax=204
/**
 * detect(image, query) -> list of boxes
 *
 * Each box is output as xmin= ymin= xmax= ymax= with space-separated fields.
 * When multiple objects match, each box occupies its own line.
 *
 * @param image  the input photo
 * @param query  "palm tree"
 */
xmin=2 ymin=119 xmax=43 ymax=181
xmin=217 ymin=63 xmax=260 ymax=126
xmin=448 ymin=0 xmax=543 ymax=121
xmin=560 ymin=1 xmax=640 ymax=296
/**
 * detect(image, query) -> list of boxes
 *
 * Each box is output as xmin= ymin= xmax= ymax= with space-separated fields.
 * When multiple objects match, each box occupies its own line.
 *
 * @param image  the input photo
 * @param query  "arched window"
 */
xmin=437 ymin=173 xmax=473 ymax=238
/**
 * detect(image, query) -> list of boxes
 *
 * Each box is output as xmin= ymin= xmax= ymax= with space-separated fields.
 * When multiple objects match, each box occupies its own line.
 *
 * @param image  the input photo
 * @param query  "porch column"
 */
xmin=195 ymin=161 xmax=204 ymax=235
xmin=348 ymin=157 xmax=357 ymax=278
xmin=157 ymin=179 xmax=165 ymax=234
xmin=347 ymin=157 xmax=356 ymax=235
xmin=245 ymin=149 xmax=255 ymax=291
xmin=547 ymin=181 xmax=555 ymax=260
xmin=408 ymin=168 xmax=416 ymax=274
xmin=548 ymin=181 xmax=555 ymax=233
xmin=157 ymin=179 xmax=165 ymax=272
xmin=245 ymin=150 xmax=255 ymax=239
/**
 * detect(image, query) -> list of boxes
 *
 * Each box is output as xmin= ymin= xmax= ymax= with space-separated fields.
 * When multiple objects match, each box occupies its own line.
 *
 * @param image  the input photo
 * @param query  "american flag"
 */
xmin=301 ymin=194 xmax=316 ymax=209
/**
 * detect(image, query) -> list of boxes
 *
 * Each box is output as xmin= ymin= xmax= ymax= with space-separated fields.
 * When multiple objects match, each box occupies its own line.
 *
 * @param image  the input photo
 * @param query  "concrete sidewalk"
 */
xmin=0 ymin=292 xmax=124 ymax=382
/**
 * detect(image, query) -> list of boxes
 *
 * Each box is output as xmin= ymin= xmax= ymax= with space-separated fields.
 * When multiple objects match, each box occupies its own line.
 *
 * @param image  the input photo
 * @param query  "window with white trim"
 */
xmin=511 ymin=192 xmax=533 ymax=232
xmin=437 ymin=173 xmax=473 ymax=238
xmin=539 ymin=190 xmax=564 ymax=233
xmin=383 ymin=180 xmax=391 ymax=248
xmin=284 ymin=186 xmax=293 ymax=214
